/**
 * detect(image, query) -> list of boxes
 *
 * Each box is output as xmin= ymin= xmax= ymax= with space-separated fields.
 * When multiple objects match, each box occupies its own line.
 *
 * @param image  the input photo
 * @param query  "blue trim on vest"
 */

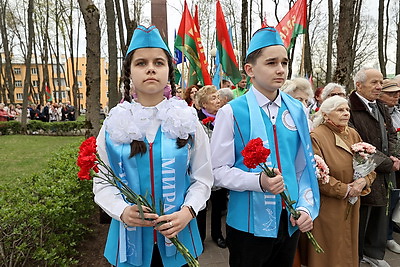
xmin=103 ymin=131 xmax=203 ymax=266
xmin=228 ymin=90 xmax=320 ymax=237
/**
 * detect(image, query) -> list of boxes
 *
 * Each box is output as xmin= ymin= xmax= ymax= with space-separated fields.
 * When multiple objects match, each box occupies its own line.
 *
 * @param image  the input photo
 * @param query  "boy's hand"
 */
xmin=290 ymin=210 xmax=313 ymax=232
xmin=260 ymin=169 xmax=284 ymax=195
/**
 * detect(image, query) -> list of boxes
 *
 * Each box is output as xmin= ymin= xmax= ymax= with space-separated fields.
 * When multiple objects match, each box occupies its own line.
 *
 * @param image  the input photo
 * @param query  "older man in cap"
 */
xmin=349 ymin=68 xmax=400 ymax=267
xmin=379 ymin=79 xmax=400 ymax=255
xmin=211 ymin=27 xmax=320 ymax=267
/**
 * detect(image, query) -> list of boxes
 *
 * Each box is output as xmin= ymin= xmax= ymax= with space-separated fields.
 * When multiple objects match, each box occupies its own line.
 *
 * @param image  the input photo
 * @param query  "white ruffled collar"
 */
xmin=105 ymin=98 xmax=198 ymax=144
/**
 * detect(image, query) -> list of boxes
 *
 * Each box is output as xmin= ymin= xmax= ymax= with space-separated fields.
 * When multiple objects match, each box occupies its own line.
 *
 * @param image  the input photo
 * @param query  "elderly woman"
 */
xmin=281 ymin=77 xmax=314 ymax=107
xmin=302 ymin=96 xmax=376 ymax=267
xmin=196 ymin=85 xmax=221 ymax=122
xmin=321 ymin=82 xmax=346 ymax=102
xmin=195 ymin=85 xmax=227 ymax=248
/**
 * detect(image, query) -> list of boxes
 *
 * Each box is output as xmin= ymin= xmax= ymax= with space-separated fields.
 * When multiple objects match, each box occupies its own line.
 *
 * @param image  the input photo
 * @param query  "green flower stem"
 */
xmin=94 ymin=157 xmax=199 ymax=266
xmin=260 ymin=163 xmax=324 ymax=253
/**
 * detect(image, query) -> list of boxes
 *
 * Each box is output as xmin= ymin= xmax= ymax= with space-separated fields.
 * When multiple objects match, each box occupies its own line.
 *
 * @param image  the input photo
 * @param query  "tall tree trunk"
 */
xmin=0 ymin=0 xmax=15 ymax=104
xmin=241 ymin=0 xmax=248 ymax=66
xmin=151 ymin=0 xmax=167 ymax=42
xmin=78 ymin=0 xmax=101 ymax=137
xmin=22 ymin=0 xmax=34 ymax=132
xmin=326 ymin=0 xmax=333 ymax=83
xmin=303 ymin=0 xmax=313 ymax=78
xmin=333 ymin=0 xmax=359 ymax=91
xmin=396 ymin=0 xmax=400 ymax=75
xmin=105 ymin=0 xmax=119 ymax=109
xmin=378 ymin=0 xmax=386 ymax=77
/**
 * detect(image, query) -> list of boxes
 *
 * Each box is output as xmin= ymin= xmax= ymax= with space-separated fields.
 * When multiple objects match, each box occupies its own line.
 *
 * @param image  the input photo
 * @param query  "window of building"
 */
xmin=79 ymin=93 xmax=83 ymax=99
xmin=15 ymin=80 xmax=22 ymax=87
xmin=32 ymin=80 xmax=39 ymax=87
xmin=78 ymin=81 xmax=83 ymax=88
xmin=14 ymin=68 xmax=21 ymax=75
xmin=77 ymin=70 xmax=82 ymax=76
xmin=31 ymin=67 xmax=38 ymax=75
xmin=61 ymin=91 xmax=66 ymax=99
xmin=16 ymin=93 xmax=23 ymax=100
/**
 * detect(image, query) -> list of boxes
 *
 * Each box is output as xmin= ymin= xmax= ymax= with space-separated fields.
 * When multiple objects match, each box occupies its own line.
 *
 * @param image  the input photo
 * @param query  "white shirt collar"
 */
xmin=252 ymin=86 xmax=282 ymax=108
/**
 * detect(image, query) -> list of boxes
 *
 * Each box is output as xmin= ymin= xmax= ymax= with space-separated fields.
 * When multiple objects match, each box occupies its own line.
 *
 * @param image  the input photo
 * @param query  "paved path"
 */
xmin=199 ymin=212 xmax=400 ymax=267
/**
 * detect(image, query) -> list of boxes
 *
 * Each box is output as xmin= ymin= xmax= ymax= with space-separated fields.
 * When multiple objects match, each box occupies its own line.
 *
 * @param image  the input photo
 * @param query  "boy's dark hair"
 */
xmin=244 ymin=48 xmax=264 ymax=66
xmin=121 ymin=49 xmax=190 ymax=157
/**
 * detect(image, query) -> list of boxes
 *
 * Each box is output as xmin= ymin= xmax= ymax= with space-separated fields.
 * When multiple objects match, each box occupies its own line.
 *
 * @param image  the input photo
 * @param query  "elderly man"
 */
xmin=349 ymin=67 xmax=400 ymax=267
xmin=379 ymin=79 xmax=400 ymax=255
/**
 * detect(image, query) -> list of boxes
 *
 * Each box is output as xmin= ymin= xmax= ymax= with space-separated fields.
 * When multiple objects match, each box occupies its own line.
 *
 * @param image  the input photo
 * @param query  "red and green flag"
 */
xmin=45 ymin=83 xmax=53 ymax=102
xmin=275 ymin=0 xmax=307 ymax=49
xmin=174 ymin=1 xmax=211 ymax=86
xmin=215 ymin=0 xmax=242 ymax=85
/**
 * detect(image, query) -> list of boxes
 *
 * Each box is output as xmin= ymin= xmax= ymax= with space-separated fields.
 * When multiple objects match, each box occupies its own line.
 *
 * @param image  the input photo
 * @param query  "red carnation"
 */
xmin=397 ymin=128 xmax=400 ymax=132
xmin=77 ymin=136 xmax=99 ymax=180
xmin=202 ymin=117 xmax=215 ymax=125
xmin=241 ymin=138 xmax=270 ymax=169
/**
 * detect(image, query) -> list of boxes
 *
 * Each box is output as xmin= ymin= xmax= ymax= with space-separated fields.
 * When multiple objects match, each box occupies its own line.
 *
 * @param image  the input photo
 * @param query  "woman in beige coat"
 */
xmin=304 ymin=96 xmax=376 ymax=267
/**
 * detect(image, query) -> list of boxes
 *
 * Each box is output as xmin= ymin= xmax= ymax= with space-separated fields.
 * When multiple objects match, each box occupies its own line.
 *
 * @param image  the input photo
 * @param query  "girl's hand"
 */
xmin=120 ymin=205 xmax=159 ymax=227
xmin=154 ymin=207 xmax=193 ymax=239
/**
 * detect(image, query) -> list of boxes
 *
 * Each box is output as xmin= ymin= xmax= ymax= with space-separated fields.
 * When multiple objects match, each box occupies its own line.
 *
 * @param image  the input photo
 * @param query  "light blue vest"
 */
xmin=104 ymin=130 xmax=203 ymax=267
xmin=228 ymin=90 xmax=320 ymax=238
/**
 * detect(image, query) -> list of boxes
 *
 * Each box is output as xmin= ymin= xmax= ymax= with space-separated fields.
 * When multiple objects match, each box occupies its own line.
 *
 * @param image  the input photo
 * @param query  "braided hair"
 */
xmin=121 ymin=49 xmax=190 ymax=157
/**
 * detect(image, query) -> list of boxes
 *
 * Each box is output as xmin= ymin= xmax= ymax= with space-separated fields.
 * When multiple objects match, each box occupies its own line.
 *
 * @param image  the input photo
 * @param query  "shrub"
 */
xmin=0 ymin=120 xmax=86 ymax=136
xmin=0 ymin=143 xmax=96 ymax=266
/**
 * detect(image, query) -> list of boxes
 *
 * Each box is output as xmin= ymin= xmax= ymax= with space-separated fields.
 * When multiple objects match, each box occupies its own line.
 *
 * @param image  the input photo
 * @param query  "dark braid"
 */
xmin=123 ymin=51 xmax=134 ymax=103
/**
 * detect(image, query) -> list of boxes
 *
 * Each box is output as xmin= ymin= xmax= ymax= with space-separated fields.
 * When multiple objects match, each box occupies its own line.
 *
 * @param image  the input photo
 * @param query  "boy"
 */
xmin=210 ymin=27 xmax=320 ymax=267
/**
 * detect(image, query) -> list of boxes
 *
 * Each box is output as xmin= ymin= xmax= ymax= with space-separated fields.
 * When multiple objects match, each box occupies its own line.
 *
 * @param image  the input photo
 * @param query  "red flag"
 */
xmin=215 ymin=0 xmax=242 ymax=84
xmin=194 ymin=4 xmax=200 ymax=32
xmin=174 ymin=1 xmax=211 ymax=85
xmin=45 ymin=84 xmax=53 ymax=102
xmin=275 ymin=0 xmax=307 ymax=48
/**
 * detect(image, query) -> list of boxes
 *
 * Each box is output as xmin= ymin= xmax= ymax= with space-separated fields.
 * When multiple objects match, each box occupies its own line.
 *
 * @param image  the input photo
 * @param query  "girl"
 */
xmin=94 ymin=25 xmax=212 ymax=267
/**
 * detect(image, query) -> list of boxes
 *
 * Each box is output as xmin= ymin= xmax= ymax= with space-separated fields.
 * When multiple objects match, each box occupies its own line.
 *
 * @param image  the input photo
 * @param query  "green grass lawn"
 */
xmin=0 ymin=135 xmax=84 ymax=183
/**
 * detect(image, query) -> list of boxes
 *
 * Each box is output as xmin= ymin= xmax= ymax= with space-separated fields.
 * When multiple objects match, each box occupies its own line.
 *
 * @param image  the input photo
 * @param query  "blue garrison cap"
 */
xmin=126 ymin=25 xmax=171 ymax=57
xmin=246 ymin=27 xmax=284 ymax=59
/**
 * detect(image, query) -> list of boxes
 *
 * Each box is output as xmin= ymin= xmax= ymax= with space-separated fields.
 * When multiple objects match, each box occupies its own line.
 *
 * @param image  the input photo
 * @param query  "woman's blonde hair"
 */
xmin=196 ymin=85 xmax=217 ymax=108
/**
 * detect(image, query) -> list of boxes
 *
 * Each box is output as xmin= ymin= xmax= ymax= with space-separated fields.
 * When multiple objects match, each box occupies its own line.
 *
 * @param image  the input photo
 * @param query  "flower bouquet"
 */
xmin=314 ymin=155 xmax=330 ymax=185
xmin=77 ymin=137 xmax=199 ymax=267
xmin=346 ymin=142 xmax=377 ymax=219
xmin=241 ymin=138 xmax=324 ymax=253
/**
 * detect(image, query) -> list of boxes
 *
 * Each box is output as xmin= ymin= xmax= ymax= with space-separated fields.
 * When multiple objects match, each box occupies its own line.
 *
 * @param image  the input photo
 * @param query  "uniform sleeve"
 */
xmin=182 ymin=121 xmax=213 ymax=214
xmin=210 ymin=104 xmax=263 ymax=192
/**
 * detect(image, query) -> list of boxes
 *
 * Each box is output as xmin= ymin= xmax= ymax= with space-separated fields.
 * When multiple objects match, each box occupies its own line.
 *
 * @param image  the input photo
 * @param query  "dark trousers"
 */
xmin=226 ymin=210 xmax=300 ymax=267
xmin=388 ymin=190 xmax=400 ymax=240
xmin=359 ymin=205 xmax=389 ymax=260
xmin=196 ymin=208 xmax=207 ymax=243
xmin=211 ymin=188 xmax=228 ymax=241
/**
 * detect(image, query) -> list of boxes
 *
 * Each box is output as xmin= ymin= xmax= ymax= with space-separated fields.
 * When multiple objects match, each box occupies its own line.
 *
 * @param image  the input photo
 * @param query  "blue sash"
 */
xmin=104 ymin=131 xmax=193 ymax=266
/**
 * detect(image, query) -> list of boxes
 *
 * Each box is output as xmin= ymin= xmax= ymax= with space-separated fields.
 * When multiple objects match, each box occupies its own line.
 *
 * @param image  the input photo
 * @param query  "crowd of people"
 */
xmin=0 ymin=101 xmax=76 ymax=122
xmin=92 ymin=24 xmax=400 ymax=267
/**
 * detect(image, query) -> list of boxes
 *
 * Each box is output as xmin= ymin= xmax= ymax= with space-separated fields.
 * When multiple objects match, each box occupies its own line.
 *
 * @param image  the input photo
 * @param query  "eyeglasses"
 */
xmin=329 ymin=92 xmax=346 ymax=97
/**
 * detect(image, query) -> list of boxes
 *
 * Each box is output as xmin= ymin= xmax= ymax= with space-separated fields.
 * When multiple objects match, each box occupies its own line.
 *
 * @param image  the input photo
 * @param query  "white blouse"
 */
xmin=93 ymin=98 xmax=213 ymax=222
